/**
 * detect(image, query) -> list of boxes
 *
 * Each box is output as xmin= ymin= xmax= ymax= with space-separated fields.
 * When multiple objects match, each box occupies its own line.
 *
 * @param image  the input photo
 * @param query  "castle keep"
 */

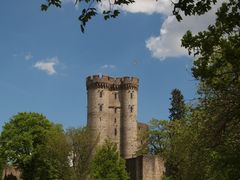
xmin=86 ymin=75 xmax=144 ymax=158
xmin=86 ymin=75 xmax=165 ymax=180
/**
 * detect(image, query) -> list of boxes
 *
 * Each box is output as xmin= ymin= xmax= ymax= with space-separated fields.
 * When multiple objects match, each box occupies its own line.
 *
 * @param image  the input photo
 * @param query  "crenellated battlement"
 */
xmin=86 ymin=75 xmax=139 ymax=90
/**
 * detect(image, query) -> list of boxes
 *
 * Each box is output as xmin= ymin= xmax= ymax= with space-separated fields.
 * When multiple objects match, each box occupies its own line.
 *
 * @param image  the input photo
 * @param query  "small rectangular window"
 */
xmin=114 ymin=93 xmax=117 ymax=99
xmin=114 ymin=108 xmax=117 ymax=113
xmin=100 ymin=91 xmax=103 ymax=98
xmin=130 ymin=92 xmax=133 ymax=99
xmin=114 ymin=128 xmax=117 ymax=136
xmin=99 ymin=104 xmax=103 ymax=111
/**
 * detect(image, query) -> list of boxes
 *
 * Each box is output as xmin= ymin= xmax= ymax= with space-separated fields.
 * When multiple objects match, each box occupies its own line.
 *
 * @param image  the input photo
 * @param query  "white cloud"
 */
xmin=25 ymin=52 xmax=33 ymax=60
xmin=99 ymin=0 xmax=222 ymax=60
xmin=121 ymin=0 xmax=172 ymax=15
xmin=97 ymin=0 xmax=172 ymax=15
xmin=34 ymin=57 xmax=59 ymax=75
xmin=64 ymin=0 xmax=222 ymax=60
xmin=101 ymin=64 xmax=116 ymax=69
xmin=146 ymin=8 xmax=220 ymax=60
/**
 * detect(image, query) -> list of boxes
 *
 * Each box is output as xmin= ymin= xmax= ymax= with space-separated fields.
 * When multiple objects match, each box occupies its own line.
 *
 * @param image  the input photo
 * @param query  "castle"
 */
xmin=1 ymin=75 xmax=165 ymax=180
xmin=86 ymin=75 xmax=165 ymax=180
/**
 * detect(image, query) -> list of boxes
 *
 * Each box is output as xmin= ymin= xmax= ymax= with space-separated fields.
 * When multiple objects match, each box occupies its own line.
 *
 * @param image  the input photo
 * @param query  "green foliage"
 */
xmin=147 ymin=119 xmax=170 ymax=156
xmin=165 ymin=1 xmax=240 ymax=178
xmin=66 ymin=127 xmax=95 ymax=180
xmin=162 ymin=176 xmax=171 ymax=180
xmin=0 ymin=157 xmax=5 ymax=178
xmin=146 ymin=117 xmax=193 ymax=179
xmin=178 ymin=1 xmax=240 ymax=177
xmin=169 ymin=89 xmax=185 ymax=121
xmin=172 ymin=0 xmax=218 ymax=21
xmin=41 ymin=0 xmax=134 ymax=32
xmin=0 ymin=112 xmax=71 ymax=180
xmin=181 ymin=0 xmax=240 ymax=89
xmin=90 ymin=140 xmax=129 ymax=180
xmin=38 ymin=124 xmax=71 ymax=179
xmin=152 ymin=89 xmax=240 ymax=179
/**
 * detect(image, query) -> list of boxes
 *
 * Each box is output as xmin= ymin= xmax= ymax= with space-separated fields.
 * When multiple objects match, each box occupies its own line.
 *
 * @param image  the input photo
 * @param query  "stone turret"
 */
xmin=120 ymin=77 xmax=138 ymax=158
xmin=86 ymin=75 xmax=139 ymax=158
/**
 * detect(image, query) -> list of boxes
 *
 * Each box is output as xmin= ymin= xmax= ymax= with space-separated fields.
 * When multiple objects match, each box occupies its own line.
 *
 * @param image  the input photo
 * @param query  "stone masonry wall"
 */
xmin=142 ymin=155 xmax=165 ymax=180
xmin=126 ymin=155 xmax=165 ymax=180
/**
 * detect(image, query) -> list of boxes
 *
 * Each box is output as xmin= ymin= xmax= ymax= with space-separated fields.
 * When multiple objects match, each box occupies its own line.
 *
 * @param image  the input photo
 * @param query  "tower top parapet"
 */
xmin=86 ymin=75 xmax=139 ymax=90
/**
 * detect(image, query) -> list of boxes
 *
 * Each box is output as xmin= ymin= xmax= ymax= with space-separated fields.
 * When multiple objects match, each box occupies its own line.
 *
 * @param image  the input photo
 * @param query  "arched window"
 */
xmin=130 ymin=92 xmax=133 ymax=99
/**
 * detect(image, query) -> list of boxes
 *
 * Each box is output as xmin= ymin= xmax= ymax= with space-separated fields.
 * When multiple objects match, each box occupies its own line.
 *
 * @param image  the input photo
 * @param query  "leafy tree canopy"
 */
xmin=181 ymin=0 xmax=240 ymax=89
xmin=0 ymin=112 xmax=70 ymax=180
xmin=66 ymin=127 xmax=95 ymax=180
xmin=90 ymin=140 xmax=129 ymax=180
xmin=147 ymin=119 xmax=170 ymax=156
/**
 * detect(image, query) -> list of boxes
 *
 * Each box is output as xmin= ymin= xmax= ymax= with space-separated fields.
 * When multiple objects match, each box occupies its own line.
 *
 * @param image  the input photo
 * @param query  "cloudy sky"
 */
xmin=0 ymin=0 xmax=218 ymax=128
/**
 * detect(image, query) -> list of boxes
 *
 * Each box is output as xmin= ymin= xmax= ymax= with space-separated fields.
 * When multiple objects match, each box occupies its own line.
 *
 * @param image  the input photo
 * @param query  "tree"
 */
xmin=169 ymin=89 xmax=185 ymax=121
xmin=39 ymin=124 xmax=71 ymax=180
xmin=181 ymin=1 xmax=240 ymax=86
xmin=90 ymin=140 xmax=129 ymax=180
xmin=179 ymin=1 xmax=240 ymax=177
xmin=66 ymin=127 xmax=95 ymax=180
xmin=147 ymin=119 xmax=170 ymax=156
xmin=0 ymin=112 xmax=71 ymax=180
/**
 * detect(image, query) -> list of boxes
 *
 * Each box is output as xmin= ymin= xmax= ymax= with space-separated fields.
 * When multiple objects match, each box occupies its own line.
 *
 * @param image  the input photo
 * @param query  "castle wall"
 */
xmin=126 ymin=155 xmax=165 ymax=180
xmin=142 ymin=156 xmax=165 ymax=180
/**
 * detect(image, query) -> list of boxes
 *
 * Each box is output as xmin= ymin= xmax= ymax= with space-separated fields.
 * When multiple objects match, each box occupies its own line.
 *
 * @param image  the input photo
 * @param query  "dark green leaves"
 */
xmin=181 ymin=0 xmax=240 ymax=89
xmin=103 ymin=10 xmax=120 ymax=20
xmin=173 ymin=0 xmax=218 ymax=21
xmin=79 ymin=8 xmax=97 ymax=33
xmin=41 ymin=0 xmax=135 ymax=33
xmin=169 ymin=89 xmax=185 ymax=121
xmin=41 ymin=0 xmax=62 ymax=11
xmin=41 ymin=4 xmax=48 ymax=11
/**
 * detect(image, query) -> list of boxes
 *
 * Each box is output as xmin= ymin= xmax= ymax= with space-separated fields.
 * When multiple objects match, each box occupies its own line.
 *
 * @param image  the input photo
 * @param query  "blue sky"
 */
xmin=0 ymin=0 xmax=215 ymax=129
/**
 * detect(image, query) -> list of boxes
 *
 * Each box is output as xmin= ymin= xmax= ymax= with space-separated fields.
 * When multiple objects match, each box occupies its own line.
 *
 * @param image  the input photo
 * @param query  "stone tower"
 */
xmin=86 ymin=75 xmax=139 ymax=159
